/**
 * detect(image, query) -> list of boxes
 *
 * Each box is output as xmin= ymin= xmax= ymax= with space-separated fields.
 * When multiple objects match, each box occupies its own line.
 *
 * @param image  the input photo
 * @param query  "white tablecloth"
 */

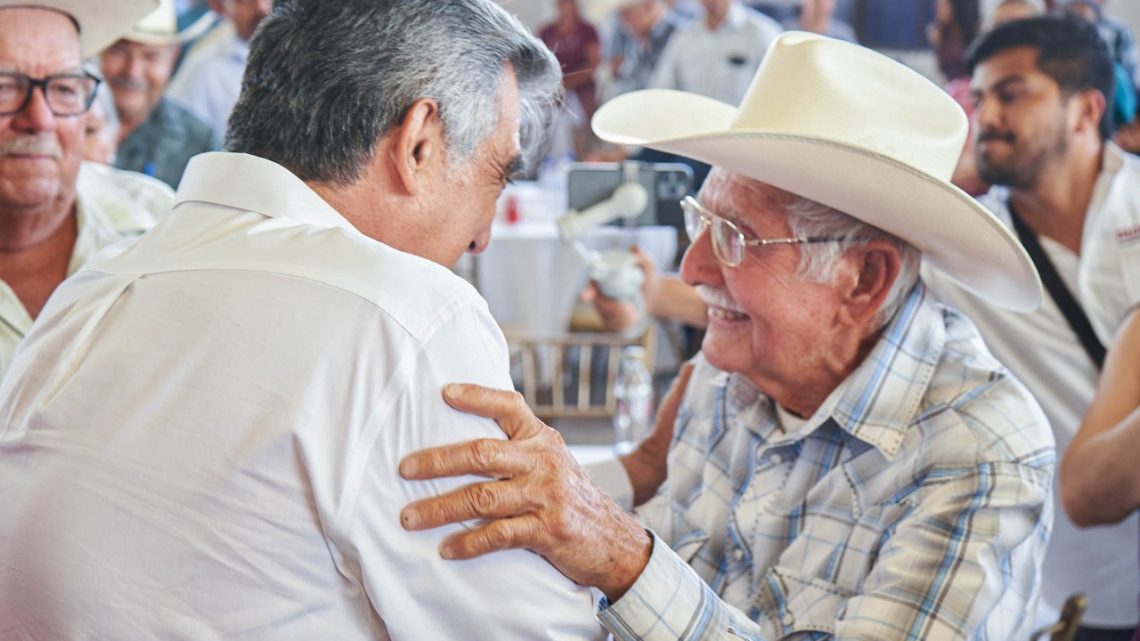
xmin=476 ymin=222 xmax=678 ymax=336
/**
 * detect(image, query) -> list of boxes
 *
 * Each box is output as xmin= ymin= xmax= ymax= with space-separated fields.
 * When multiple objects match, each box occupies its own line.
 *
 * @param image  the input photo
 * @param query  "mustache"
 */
xmin=0 ymin=135 xmax=62 ymax=159
xmin=695 ymin=285 xmax=744 ymax=313
xmin=108 ymin=77 xmax=148 ymax=92
xmin=977 ymin=130 xmax=1016 ymax=144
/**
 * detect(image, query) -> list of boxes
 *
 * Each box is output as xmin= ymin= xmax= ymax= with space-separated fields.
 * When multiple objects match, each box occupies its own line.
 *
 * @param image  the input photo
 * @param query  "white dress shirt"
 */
xmin=0 ymin=162 xmax=173 ymax=376
xmin=924 ymin=142 xmax=1140 ymax=627
xmin=648 ymin=2 xmax=782 ymax=106
xmin=0 ymin=152 xmax=604 ymax=640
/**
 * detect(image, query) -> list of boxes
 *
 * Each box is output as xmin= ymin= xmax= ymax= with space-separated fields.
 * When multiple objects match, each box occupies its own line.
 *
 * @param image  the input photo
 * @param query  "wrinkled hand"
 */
xmin=581 ymin=246 xmax=658 ymax=332
xmin=621 ymin=362 xmax=693 ymax=506
xmin=399 ymin=385 xmax=652 ymax=600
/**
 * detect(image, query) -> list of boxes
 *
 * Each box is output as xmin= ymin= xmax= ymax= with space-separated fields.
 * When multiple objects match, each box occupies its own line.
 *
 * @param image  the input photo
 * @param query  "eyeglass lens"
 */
xmin=0 ymin=73 xmax=99 ymax=116
xmin=682 ymin=199 xmax=744 ymax=266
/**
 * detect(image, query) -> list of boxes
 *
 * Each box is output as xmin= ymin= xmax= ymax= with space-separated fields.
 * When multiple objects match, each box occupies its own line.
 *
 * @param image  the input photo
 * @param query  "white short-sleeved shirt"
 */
xmin=648 ymin=2 xmax=782 ymax=106
xmin=0 ymin=162 xmax=174 ymax=376
xmin=924 ymin=142 xmax=1140 ymax=627
xmin=0 ymin=152 xmax=604 ymax=641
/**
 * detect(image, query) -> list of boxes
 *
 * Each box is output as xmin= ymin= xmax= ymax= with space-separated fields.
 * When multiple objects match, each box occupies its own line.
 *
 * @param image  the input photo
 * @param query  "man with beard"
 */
xmin=927 ymin=15 xmax=1140 ymax=641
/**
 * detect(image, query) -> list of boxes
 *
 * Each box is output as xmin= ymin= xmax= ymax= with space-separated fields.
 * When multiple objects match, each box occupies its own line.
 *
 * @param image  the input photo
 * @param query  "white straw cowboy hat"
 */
xmin=0 ymin=0 xmax=158 ymax=55
xmin=593 ymin=31 xmax=1043 ymax=312
xmin=122 ymin=0 xmax=217 ymax=47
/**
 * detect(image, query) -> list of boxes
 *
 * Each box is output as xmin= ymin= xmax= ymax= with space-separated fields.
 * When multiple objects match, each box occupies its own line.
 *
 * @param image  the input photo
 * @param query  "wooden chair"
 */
xmin=504 ymin=317 xmax=654 ymax=421
xmin=1030 ymin=594 xmax=1088 ymax=641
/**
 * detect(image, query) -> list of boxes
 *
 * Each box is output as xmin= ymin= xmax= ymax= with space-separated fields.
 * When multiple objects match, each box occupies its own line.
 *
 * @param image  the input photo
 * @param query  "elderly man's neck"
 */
xmin=0 ymin=196 xmax=77 ymax=252
xmin=764 ymin=324 xmax=885 ymax=419
xmin=0 ymin=200 xmax=77 ymax=318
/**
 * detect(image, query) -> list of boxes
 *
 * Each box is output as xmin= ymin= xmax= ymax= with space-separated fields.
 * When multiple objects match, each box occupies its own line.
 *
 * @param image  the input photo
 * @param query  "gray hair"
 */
xmin=782 ymin=194 xmax=922 ymax=327
xmin=225 ymin=0 xmax=562 ymax=185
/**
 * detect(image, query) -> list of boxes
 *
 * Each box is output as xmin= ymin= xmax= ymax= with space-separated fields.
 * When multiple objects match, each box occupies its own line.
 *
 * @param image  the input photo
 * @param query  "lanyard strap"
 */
xmin=1008 ymin=204 xmax=1105 ymax=371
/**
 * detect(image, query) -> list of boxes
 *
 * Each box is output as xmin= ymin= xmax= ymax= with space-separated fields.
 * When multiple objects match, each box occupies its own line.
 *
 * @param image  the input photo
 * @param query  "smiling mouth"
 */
xmin=709 ymin=306 xmax=747 ymax=321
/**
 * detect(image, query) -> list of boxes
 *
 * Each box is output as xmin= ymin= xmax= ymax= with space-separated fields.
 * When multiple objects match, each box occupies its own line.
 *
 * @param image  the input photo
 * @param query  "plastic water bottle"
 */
xmin=613 ymin=346 xmax=653 ymax=455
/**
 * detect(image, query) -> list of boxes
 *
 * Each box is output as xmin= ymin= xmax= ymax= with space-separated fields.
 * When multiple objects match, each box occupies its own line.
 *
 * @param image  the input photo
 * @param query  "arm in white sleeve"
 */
xmin=337 ymin=300 xmax=606 ymax=640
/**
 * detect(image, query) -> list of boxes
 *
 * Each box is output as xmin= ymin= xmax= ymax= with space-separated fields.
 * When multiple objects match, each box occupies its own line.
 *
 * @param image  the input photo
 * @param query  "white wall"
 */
xmin=1105 ymin=0 xmax=1140 ymax=39
xmin=497 ymin=0 xmax=556 ymax=32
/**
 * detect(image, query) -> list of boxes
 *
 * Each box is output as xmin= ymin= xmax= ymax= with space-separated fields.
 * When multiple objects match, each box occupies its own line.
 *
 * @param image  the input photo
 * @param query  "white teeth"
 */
xmin=695 ymin=285 xmax=745 ymax=318
xmin=709 ymin=307 xmax=746 ymax=320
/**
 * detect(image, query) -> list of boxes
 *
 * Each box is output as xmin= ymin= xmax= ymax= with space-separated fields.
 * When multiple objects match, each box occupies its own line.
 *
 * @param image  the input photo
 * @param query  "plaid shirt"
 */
xmin=598 ymin=284 xmax=1055 ymax=641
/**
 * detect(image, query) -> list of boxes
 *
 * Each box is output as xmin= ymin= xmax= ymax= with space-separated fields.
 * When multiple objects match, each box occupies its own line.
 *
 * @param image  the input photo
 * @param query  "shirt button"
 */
xmin=769 ymin=453 xmax=783 ymax=465
xmin=782 ymin=612 xmax=794 ymax=627
xmin=731 ymin=547 xmax=745 ymax=562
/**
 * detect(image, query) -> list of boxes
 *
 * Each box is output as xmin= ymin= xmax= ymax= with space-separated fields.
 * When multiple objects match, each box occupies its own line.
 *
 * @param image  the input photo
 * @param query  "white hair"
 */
xmin=781 ymin=193 xmax=922 ymax=328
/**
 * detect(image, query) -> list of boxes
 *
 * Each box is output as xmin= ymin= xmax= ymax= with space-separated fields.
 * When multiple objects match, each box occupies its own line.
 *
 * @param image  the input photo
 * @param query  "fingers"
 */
xmin=580 ymin=281 xmax=599 ymax=302
xmin=401 ymin=477 xmax=535 ymax=531
xmin=629 ymin=245 xmax=655 ymax=271
xmin=399 ymin=437 xmax=530 ymax=481
xmin=441 ymin=384 xmax=541 ymax=439
xmin=437 ymin=516 xmax=547 ymax=560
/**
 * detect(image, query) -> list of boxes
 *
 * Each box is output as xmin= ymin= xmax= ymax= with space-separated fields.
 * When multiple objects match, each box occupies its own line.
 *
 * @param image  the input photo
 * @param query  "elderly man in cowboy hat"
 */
xmin=0 ymin=0 xmax=175 ymax=377
xmin=399 ymin=32 xmax=1055 ymax=640
xmin=100 ymin=0 xmax=219 ymax=188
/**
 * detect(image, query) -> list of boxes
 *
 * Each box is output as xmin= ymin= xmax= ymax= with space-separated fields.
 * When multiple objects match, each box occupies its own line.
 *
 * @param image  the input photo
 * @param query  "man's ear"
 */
xmin=389 ymin=98 xmax=445 ymax=196
xmin=1073 ymin=88 xmax=1108 ymax=136
xmin=838 ymin=241 xmax=901 ymax=326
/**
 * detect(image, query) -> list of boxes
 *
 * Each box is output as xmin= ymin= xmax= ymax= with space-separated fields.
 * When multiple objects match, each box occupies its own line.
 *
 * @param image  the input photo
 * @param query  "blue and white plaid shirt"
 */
xmin=598 ymin=284 xmax=1055 ymax=640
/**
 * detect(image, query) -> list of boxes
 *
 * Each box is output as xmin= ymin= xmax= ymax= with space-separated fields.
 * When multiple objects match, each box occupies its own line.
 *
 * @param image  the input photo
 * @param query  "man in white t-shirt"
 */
xmin=0 ymin=1 xmax=605 ymax=639
xmin=927 ymin=15 xmax=1140 ymax=640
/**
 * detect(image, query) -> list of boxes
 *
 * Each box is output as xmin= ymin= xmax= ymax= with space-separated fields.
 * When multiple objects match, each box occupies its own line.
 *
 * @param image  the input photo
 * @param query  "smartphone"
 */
xmin=566 ymin=161 xmax=694 ymax=232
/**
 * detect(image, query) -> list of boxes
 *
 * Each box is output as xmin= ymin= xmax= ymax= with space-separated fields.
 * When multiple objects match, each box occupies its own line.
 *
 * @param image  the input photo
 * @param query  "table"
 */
xmin=476 ymin=221 xmax=678 ymax=336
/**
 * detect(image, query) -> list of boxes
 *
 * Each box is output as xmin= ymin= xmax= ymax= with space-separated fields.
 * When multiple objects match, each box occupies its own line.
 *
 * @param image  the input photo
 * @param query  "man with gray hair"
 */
xmin=0 ymin=1 xmax=604 ymax=639
xmin=399 ymin=32 xmax=1056 ymax=640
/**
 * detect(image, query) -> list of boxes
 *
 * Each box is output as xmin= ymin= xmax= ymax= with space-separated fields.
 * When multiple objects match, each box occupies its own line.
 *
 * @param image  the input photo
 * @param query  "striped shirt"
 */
xmin=598 ymin=284 xmax=1055 ymax=640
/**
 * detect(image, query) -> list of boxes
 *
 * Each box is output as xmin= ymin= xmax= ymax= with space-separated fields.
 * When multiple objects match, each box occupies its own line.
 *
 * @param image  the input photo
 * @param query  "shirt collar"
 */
xmin=717 ymin=2 xmax=749 ymax=31
xmin=174 ymin=152 xmax=358 ymax=234
xmin=738 ymin=283 xmax=943 ymax=459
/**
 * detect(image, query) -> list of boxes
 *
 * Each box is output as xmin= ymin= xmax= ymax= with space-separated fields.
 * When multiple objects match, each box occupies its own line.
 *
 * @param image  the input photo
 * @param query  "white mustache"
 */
xmin=108 ymin=77 xmax=148 ymax=92
xmin=0 ymin=135 xmax=62 ymax=159
xmin=695 ymin=285 xmax=744 ymax=314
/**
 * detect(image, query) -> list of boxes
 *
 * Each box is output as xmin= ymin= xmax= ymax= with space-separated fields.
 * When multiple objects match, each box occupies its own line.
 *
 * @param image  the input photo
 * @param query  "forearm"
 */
xmin=620 ymin=450 xmax=667 ymax=508
xmin=600 ymin=532 xmax=770 ymax=641
xmin=1061 ymin=405 xmax=1140 ymax=526
xmin=1061 ymin=306 xmax=1140 ymax=526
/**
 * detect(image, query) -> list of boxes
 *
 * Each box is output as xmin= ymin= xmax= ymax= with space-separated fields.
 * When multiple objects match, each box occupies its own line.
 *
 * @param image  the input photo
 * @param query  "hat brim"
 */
xmin=594 ymin=90 xmax=1042 ymax=312
xmin=125 ymin=10 xmax=216 ymax=46
xmin=0 ymin=0 xmax=158 ymax=55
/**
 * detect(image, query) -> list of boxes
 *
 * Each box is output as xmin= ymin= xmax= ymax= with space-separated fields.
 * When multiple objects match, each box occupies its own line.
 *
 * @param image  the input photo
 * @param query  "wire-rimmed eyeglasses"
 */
xmin=680 ymin=195 xmax=838 ymax=267
xmin=0 ymin=71 xmax=102 ymax=117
